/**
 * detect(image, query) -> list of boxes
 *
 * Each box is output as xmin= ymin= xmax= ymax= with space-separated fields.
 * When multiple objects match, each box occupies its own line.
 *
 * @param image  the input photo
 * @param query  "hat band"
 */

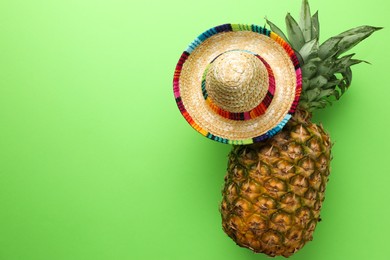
xmin=201 ymin=50 xmax=275 ymax=121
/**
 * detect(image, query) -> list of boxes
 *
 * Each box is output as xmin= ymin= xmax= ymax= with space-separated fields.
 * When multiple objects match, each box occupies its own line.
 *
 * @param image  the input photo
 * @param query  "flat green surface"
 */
xmin=0 ymin=0 xmax=388 ymax=259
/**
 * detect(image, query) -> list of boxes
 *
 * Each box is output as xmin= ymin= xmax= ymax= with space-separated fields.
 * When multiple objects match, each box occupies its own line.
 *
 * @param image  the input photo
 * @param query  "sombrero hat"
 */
xmin=173 ymin=24 xmax=302 ymax=145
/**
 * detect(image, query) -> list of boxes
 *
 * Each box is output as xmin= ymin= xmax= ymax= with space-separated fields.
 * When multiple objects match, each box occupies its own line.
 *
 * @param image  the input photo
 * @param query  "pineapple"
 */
xmin=220 ymin=0 xmax=381 ymax=257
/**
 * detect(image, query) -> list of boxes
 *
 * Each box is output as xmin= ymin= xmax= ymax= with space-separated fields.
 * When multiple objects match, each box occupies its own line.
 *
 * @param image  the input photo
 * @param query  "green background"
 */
xmin=0 ymin=0 xmax=388 ymax=259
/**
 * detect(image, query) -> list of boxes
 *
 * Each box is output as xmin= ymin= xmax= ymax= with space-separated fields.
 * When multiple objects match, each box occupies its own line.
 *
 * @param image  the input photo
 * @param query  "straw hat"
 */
xmin=173 ymin=24 xmax=302 ymax=145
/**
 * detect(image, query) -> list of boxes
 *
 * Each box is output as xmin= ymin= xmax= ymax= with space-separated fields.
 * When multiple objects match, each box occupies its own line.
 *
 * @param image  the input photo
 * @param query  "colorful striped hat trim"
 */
xmin=173 ymin=23 xmax=302 ymax=145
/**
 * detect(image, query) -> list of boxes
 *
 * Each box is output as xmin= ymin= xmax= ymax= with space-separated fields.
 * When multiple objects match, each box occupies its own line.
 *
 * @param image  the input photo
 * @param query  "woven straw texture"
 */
xmin=173 ymin=24 xmax=302 ymax=144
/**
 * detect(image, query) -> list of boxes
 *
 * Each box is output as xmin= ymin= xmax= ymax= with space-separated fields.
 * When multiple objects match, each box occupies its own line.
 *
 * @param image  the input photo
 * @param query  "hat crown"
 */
xmin=205 ymin=51 xmax=269 ymax=113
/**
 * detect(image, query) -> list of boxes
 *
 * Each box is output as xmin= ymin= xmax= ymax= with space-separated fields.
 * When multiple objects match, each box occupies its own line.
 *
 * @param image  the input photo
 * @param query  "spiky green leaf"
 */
xmin=285 ymin=13 xmax=305 ymax=50
xmin=336 ymin=53 xmax=355 ymax=64
xmin=306 ymin=88 xmax=321 ymax=102
xmin=317 ymin=57 xmax=336 ymax=77
xmin=309 ymin=75 xmax=328 ymax=90
xmin=311 ymin=11 xmax=319 ymax=41
xmin=294 ymin=50 xmax=304 ymax=66
xmin=299 ymin=0 xmax=312 ymax=41
xmin=302 ymin=78 xmax=310 ymax=91
xmin=348 ymin=59 xmax=369 ymax=66
xmin=317 ymin=89 xmax=335 ymax=99
xmin=338 ymin=85 xmax=346 ymax=95
xmin=342 ymin=67 xmax=353 ymax=87
xmin=333 ymin=55 xmax=366 ymax=73
xmin=299 ymin=38 xmax=318 ymax=62
xmin=301 ymin=62 xmax=317 ymax=79
xmin=323 ymin=77 xmax=342 ymax=90
xmin=334 ymin=89 xmax=341 ymax=100
xmin=336 ymin=67 xmax=352 ymax=96
xmin=318 ymin=26 xmax=382 ymax=58
xmin=330 ymin=54 xmax=355 ymax=74
xmin=335 ymin=27 xmax=381 ymax=56
xmin=306 ymin=101 xmax=324 ymax=110
xmin=265 ymin=18 xmax=290 ymax=44
xmin=318 ymin=38 xmax=341 ymax=60
xmin=336 ymin=25 xmax=382 ymax=37
xmin=319 ymin=99 xmax=330 ymax=107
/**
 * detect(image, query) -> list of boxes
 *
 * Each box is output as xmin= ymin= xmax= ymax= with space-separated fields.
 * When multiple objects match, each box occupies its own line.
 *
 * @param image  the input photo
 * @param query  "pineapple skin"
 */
xmin=220 ymin=109 xmax=331 ymax=257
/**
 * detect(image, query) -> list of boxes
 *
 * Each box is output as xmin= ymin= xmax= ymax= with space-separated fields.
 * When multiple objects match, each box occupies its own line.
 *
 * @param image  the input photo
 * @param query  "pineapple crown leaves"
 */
xmin=265 ymin=0 xmax=382 ymax=112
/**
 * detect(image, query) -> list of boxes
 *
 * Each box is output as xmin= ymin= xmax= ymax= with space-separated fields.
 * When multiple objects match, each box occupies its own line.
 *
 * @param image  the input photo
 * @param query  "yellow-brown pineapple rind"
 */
xmin=220 ymin=110 xmax=331 ymax=257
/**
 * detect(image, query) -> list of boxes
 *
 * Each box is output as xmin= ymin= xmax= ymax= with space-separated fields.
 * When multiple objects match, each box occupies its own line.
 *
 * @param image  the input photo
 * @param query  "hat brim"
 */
xmin=173 ymin=24 xmax=302 ymax=145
